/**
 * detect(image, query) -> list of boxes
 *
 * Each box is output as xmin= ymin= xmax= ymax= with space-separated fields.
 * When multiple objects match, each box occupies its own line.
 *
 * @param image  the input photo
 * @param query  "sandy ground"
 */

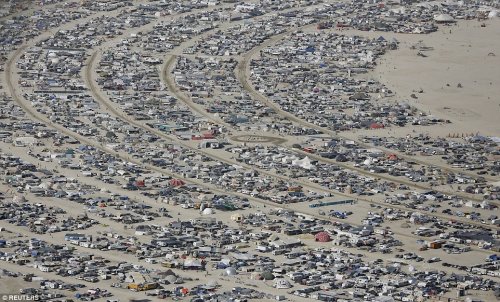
xmin=371 ymin=19 xmax=500 ymax=137
xmin=1 ymin=1 xmax=500 ymax=301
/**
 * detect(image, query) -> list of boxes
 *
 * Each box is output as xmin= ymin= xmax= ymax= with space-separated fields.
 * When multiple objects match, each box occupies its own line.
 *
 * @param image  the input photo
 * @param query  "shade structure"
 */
xmin=315 ymin=231 xmax=331 ymax=242
xmin=184 ymin=258 xmax=202 ymax=268
xmin=169 ymin=178 xmax=185 ymax=187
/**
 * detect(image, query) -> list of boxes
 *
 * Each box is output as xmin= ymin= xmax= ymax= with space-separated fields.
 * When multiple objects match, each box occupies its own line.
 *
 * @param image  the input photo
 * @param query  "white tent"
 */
xmin=225 ymin=267 xmax=237 ymax=276
xmin=292 ymin=156 xmax=315 ymax=170
xmin=202 ymin=208 xmax=214 ymax=215
xmin=219 ymin=258 xmax=231 ymax=266
xmin=434 ymin=14 xmax=454 ymax=22
xmin=488 ymin=10 xmax=499 ymax=18
xmin=363 ymin=158 xmax=374 ymax=166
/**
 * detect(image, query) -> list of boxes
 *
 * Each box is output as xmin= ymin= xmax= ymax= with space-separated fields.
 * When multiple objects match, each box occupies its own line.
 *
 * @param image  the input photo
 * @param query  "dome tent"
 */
xmin=261 ymin=271 xmax=275 ymax=280
xmin=434 ymin=14 xmax=455 ymax=23
xmin=225 ymin=267 xmax=237 ymax=276
xmin=202 ymin=208 xmax=214 ymax=215
xmin=315 ymin=231 xmax=331 ymax=242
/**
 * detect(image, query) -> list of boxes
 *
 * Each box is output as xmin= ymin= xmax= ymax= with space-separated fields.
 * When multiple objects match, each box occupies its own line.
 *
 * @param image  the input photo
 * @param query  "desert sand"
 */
xmin=372 ymin=19 xmax=500 ymax=137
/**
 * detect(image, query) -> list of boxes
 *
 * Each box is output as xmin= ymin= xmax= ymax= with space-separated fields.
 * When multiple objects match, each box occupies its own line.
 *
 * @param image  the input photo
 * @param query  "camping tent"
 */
xmin=202 ymin=208 xmax=214 ymax=215
xmin=434 ymin=14 xmax=455 ymax=23
xmin=225 ymin=267 xmax=237 ymax=276
xmin=315 ymin=231 xmax=331 ymax=242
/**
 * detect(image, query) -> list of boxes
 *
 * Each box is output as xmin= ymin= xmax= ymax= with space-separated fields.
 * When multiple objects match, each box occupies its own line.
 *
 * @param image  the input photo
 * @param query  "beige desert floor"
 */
xmin=1 ymin=3 xmax=500 ymax=301
xmin=370 ymin=19 xmax=500 ymax=137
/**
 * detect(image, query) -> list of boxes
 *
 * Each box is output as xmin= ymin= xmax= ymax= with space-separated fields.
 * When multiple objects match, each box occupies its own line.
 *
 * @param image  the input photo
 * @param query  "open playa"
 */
xmin=373 ymin=19 xmax=500 ymax=137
